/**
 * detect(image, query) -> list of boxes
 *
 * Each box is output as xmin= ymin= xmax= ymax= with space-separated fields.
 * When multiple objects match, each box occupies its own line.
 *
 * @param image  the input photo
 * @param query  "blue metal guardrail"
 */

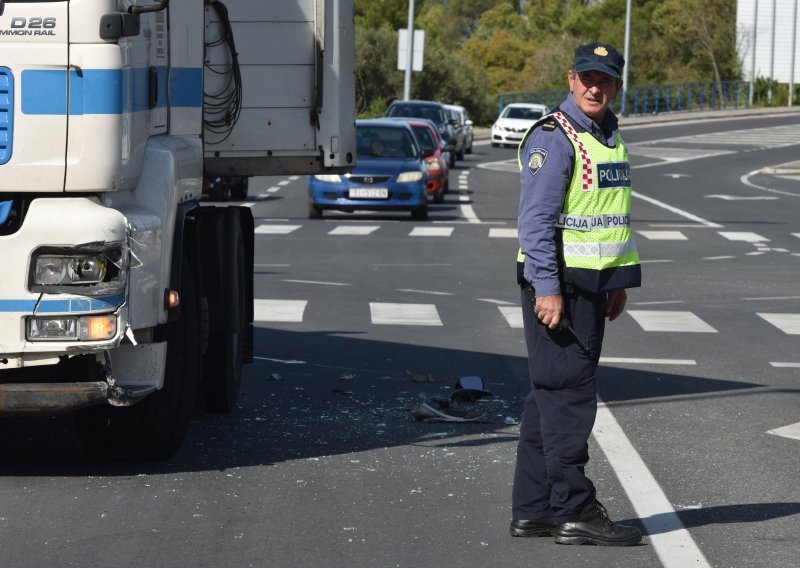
xmin=498 ymin=81 xmax=750 ymax=117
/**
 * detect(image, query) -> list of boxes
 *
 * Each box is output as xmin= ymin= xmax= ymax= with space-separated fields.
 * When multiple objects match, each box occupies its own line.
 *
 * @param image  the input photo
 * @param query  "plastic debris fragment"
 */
xmin=411 ymin=398 xmax=486 ymax=423
xmin=406 ymin=370 xmax=436 ymax=383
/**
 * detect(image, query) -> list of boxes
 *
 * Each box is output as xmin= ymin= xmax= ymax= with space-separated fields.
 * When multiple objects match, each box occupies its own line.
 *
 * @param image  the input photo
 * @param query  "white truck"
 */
xmin=0 ymin=0 xmax=355 ymax=460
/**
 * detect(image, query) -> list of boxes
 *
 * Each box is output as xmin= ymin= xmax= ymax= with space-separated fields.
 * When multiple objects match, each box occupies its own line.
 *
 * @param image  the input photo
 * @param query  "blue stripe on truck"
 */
xmin=21 ymin=67 xmax=202 ymax=115
xmin=0 ymin=67 xmax=13 ymax=165
xmin=0 ymin=293 xmax=124 ymax=313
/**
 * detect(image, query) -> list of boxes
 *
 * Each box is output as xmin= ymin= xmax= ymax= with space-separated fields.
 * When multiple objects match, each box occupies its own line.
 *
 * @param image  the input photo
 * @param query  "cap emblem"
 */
xmin=594 ymin=46 xmax=608 ymax=56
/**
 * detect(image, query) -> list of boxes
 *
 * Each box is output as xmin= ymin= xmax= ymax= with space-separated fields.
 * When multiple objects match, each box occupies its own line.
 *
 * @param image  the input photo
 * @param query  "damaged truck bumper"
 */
xmin=0 ymin=380 xmax=156 ymax=414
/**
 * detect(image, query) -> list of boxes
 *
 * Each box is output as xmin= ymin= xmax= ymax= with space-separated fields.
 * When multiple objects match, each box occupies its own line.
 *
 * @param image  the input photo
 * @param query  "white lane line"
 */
xmin=289 ymin=176 xmax=300 ymax=181
xmin=600 ymin=357 xmax=697 ymax=365
xmin=254 ymin=299 xmax=307 ymax=323
xmin=741 ymin=168 xmax=800 ymax=197
xmin=767 ymin=422 xmax=800 ymax=441
xmin=255 ymin=224 xmax=301 ymax=235
xmin=637 ymin=230 xmax=688 ymax=241
xmin=757 ymin=313 xmax=800 ymax=335
xmin=267 ymin=187 xmax=281 ymax=193
xmin=632 ymin=191 xmax=722 ymax=228
xmin=410 ymin=227 xmax=454 ymax=237
xmin=478 ymin=298 xmax=515 ymax=305
xmin=498 ymin=306 xmax=523 ymax=328
xmin=281 ymin=279 xmax=350 ymax=286
xmin=278 ymin=180 xmax=291 ymax=186
xmin=489 ymin=228 xmax=518 ymax=238
xmin=793 ymin=233 xmax=800 ymax=239
xmin=743 ymin=295 xmax=800 ymax=301
xmin=770 ymin=362 xmax=800 ymax=368
xmin=703 ymin=255 xmax=735 ymax=260
xmin=627 ymin=310 xmax=718 ymax=333
xmin=328 ymin=225 xmax=380 ymax=235
xmin=397 ymin=288 xmax=454 ymax=296
xmin=594 ymin=399 xmax=712 ymax=568
xmin=370 ymin=302 xmax=442 ymax=326
xmin=718 ymin=231 xmax=769 ymax=242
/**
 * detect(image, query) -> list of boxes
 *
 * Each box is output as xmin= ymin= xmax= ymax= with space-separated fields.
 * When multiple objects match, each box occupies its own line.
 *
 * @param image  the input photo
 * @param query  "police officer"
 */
xmin=510 ymin=43 xmax=643 ymax=546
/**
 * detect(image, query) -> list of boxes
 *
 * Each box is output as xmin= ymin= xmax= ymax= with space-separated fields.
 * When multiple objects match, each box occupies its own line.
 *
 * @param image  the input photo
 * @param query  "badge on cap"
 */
xmin=527 ymin=148 xmax=548 ymax=176
xmin=594 ymin=46 xmax=608 ymax=56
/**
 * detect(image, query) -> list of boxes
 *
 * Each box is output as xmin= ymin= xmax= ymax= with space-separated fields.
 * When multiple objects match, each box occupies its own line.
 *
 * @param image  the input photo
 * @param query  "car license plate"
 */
xmin=350 ymin=188 xmax=388 ymax=199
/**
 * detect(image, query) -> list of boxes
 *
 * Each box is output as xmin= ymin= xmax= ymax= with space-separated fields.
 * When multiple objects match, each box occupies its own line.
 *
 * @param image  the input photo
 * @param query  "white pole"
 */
xmin=769 ymin=0 xmax=776 ymax=102
xmin=790 ymin=0 xmax=798 ymax=106
xmin=621 ymin=0 xmax=632 ymax=115
xmin=403 ymin=0 xmax=415 ymax=101
xmin=750 ymin=0 xmax=758 ymax=107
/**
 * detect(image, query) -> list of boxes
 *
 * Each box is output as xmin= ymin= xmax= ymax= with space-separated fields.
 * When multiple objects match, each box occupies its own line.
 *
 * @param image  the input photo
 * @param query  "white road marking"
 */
xmin=498 ymin=306 xmax=523 ymax=328
xmin=793 ymin=233 xmax=800 ymax=239
xmin=477 ymin=298 xmax=516 ymax=305
xmin=267 ymin=186 xmax=281 ymax=193
xmin=770 ymin=362 xmax=800 ymax=368
xmin=278 ymin=180 xmax=291 ymax=186
xmin=594 ymin=398 xmax=712 ymax=568
xmin=703 ymin=255 xmax=735 ymax=260
xmin=757 ymin=313 xmax=800 ymax=335
xmin=627 ymin=310 xmax=718 ymax=333
xmin=489 ymin=228 xmax=518 ymax=238
xmin=255 ymin=224 xmax=301 ymax=235
xmin=766 ymin=422 xmax=800 ymax=441
xmin=718 ymin=231 xmax=769 ymax=242
xmin=254 ymin=356 xmax=306 ymax=365
xmin=397 ymin=288 xmax=454 ymax=296
xmin=289 ymin=176 xmax=299 ymax=180
xmin=632 ymin=192 xmax=722 ymax=228
xmin=370 ymin=302 xmax=442 ymax=326
xmin=744 ymin=295 xmax=800 ymax=301
xmin=600 ymin=357 xmax=697 ymax=365
xmin=409 ymin=227 xmax=454 ymax=237
xmin=281 ymin=279 xmax=350 ymax=286
xmin=637 ymin=230 xmax=688 ymax=240
xmin=254 ymin=299 xmax=307 ymax=323
xmin=460 ymin=204 xmax=481 ymax=223
xmin=706 ymin=194 xmax=779 ymax=201
xmin=640 ymin=259 xmax=675 ymax=264
xmin=328 ymin=225 xmax=380 ymax=235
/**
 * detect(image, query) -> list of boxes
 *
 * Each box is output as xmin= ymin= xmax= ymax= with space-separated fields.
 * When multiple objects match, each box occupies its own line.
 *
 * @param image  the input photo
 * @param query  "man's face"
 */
xmin=568 ymin=70 xmax=622 ymax=122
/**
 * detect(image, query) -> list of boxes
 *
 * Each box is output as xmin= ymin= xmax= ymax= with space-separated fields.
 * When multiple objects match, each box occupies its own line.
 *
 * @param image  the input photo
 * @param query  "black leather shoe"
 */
xmin=510 ymin=519 xmax=556 ymax=537
xmin=554 ymin=501 xmax=642 ymax=546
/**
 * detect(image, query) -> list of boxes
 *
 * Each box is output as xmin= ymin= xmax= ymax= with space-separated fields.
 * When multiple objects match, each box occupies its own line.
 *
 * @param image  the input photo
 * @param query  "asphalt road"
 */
xmin=2 ymin=110 xmax=800 ymax=568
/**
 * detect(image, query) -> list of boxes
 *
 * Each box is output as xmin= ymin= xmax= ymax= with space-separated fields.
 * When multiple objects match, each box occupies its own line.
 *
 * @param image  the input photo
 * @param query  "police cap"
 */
xmin=573 ymin=42 xmax=625 ymax=79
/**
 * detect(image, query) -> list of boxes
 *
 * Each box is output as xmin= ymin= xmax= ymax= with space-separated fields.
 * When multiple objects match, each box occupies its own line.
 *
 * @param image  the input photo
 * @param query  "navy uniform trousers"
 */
xmin=512 ymin=284 xmax=608 ymax=524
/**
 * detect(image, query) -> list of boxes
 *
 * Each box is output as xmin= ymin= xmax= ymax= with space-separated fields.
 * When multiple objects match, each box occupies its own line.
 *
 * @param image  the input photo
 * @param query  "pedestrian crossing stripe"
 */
xmin=637 ymin=230 xmax=688 ymax=240
xmin=410 ymin=227 xmax=454 ymax=237
xmin=328 ymin=225 xmax=380 ymax=235
xmin=767 ymin=422 xmax=800 ymax=441
xmin=254 ymin=299 xmax=307 ymax=322
xmin=627 ymin=310 xmax=718 ymax=333
xmin=255 ymin=224 xmax=301 ymax=235
xmin=369 ymin=302 xmax=442 ymax=326
xmin=498 ymin=306 xmax=523 ymax=328
xmin=718 ymin=231 xmax=769 ymax=243
xmin=757 ymin=313 xmax=800 ymax=335
xmin=489 ymin=228 xmax=518 ymax=238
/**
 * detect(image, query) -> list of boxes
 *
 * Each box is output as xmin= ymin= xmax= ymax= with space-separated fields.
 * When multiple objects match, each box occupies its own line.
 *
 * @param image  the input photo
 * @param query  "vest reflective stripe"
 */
xmin=555 ymin=213 xmax=631 ymax=232
xmin=562 ymin=239 xmax=638 ymax=258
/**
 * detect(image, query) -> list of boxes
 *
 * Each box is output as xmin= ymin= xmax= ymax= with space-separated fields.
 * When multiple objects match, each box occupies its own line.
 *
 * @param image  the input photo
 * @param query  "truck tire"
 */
xmin=210 ymin=181 xmax=231 ymax=202
xmin=74 ymin=258 xmax=201 ymax=462
xmin=230 ymin=177 xmax=249 ymax=201
xmin=203 ymin=233 xmax=246 ymax=413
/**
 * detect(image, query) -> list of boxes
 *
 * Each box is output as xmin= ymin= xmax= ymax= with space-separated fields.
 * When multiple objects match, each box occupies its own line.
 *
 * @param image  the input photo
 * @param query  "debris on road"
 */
xmin=410 ymin=397 xmax=486 ymax=423
xmin=406 ymin=370 xmax=436 ymax=383
xmin=450 ymin=375 xmax=493 ymax=402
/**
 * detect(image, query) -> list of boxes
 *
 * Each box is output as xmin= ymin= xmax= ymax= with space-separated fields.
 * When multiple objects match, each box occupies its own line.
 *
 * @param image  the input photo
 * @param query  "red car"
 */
xmin=395 ymin=118 xmax=449 ymax=203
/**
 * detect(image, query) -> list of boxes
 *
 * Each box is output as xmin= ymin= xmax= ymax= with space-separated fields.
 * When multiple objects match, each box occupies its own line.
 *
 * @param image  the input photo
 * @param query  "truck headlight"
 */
xmin=27 ymin=314 xmax=117 ymax=341
xmin=29 ymin=246 xmax=127 ymax=295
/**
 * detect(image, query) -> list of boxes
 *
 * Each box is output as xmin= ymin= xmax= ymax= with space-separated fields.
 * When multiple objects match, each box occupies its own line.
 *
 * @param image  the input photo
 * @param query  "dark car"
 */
xmin=385 ymin=100 xmax=464 ymax=168
xmin=307 ymin=119 xmax=429 ymax=220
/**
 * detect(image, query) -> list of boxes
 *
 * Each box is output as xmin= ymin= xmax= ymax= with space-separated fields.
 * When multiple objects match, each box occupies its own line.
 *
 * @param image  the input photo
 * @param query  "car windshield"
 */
xmin=387 ymin=105 xmax=445 ymax=124
xmin=410 ymin=125 xmax=436 ymax=153
xmin=357 ymin=126 xmax=418 ymax=159
xmin=503 ymin=107 xmax=544 ymax=120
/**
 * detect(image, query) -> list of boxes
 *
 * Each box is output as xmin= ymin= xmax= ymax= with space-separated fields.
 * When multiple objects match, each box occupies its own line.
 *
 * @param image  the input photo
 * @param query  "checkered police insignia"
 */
xmin=527 ymin=148 xmax=548 ymax=176
xmin=553 ymin=112 xmax=594 ymax=191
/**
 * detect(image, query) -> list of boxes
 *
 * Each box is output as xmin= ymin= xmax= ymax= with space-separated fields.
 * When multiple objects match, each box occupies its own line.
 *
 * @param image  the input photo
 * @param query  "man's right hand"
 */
xmin=534 ymin=293 xmax=564 ymax=330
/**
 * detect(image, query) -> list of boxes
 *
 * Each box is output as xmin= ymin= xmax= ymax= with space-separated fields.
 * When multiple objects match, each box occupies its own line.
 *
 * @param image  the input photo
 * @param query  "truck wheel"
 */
xmin=230 ymin=178 xmax=249 ymax=201
xmin=204 ymin=233 xmax=246 ymax=413
xmin=210 ymin=181 xmax=231 ymax=201
xmin=74 ymin=258 xmax=201 ymax=462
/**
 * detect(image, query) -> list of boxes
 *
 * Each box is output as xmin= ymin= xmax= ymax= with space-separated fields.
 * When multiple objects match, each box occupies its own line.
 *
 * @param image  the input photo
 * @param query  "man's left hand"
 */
xmin=606 ymin=289 xmax=627 ymax=321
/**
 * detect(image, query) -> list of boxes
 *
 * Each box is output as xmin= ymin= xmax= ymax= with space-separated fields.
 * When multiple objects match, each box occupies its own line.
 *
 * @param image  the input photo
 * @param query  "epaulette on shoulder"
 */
xmin=541 ymin=118 xmax=557 ymax=131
